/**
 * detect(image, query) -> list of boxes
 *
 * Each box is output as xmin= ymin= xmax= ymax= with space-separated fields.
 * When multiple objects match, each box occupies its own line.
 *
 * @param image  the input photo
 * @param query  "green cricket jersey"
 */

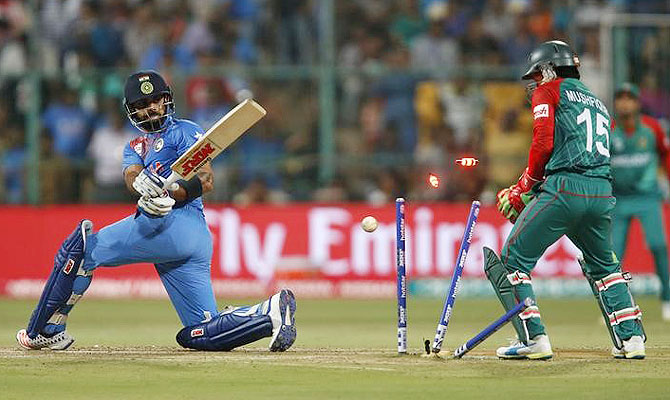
xmin=536 ymin=78 xmax=612 ymax=179
xmin=611 ymin=115 xmax=668 ymax=196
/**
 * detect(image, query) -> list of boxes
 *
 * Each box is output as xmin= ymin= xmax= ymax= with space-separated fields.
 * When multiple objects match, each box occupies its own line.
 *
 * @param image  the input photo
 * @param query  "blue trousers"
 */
xmin=82 ymin=205 xmax=218 ymax=326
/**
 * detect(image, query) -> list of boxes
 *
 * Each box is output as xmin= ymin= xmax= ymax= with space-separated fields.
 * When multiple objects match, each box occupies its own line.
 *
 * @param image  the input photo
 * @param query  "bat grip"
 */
xmin=165 ymin=171 xmax=182 ymax=192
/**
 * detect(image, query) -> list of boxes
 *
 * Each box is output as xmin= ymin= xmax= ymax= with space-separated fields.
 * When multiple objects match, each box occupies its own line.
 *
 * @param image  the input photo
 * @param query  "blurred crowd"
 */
xmin=1 ymin=0 xmax=670 ymax=205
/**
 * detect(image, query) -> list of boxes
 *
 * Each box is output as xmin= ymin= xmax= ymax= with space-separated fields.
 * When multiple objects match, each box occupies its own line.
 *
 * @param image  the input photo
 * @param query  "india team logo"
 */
xmin=140 ymin=81 xmax=154 ymax=95
xmin=154 ymin=138 xmax=164 ymax=152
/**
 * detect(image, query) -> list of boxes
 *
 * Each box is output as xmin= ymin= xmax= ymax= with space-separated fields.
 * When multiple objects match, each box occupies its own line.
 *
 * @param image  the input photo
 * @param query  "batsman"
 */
xmin=490 ymin=40 xmax=646 ymax=360
xmin=16 ymin=70 xmax=297 ymax=352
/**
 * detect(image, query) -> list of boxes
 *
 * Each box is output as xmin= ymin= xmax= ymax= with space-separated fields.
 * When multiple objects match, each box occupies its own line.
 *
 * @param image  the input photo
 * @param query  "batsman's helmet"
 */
xmin=123 ymin=70 xmax=174 ymax=133
xmin=521 ymin=40 xmax=580 ymax=80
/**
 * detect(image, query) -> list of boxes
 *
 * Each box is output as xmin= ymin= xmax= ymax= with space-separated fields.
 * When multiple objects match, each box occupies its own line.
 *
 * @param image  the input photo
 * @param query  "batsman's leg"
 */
xmin=176 ymin=289 xmax=297 ymax=352
xmin=17 ymin=220 xmax=94 ymax=350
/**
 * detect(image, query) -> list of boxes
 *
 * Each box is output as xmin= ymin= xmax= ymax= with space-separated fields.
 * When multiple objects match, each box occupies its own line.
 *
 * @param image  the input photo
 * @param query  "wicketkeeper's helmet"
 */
xmin=521 ymin=40 xmax=580 ymax=80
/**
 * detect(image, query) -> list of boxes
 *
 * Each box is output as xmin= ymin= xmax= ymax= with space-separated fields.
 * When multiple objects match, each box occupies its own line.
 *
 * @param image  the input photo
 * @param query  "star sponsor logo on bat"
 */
xmin=177 ymin=141 xmax=218 ymax=176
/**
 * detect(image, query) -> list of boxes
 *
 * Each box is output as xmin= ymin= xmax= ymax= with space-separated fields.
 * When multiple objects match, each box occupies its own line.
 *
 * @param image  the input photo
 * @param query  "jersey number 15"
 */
xmin=577 ymin=108 xmax=610 ymax=157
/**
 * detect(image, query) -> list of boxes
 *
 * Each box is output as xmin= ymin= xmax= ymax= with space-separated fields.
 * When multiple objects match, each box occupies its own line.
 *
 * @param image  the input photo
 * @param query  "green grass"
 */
xmin=1 ymin=297 xmax=669 ymax=399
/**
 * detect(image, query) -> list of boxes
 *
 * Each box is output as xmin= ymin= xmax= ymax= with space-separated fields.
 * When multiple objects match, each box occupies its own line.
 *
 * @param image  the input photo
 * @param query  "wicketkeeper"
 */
xmin=610 ymin=82 xmax=670 ymax=321
xmin=490 ymin=41 xmax=646 ymax=359
xmin=16 ymin=70 xmax=297 ymax=352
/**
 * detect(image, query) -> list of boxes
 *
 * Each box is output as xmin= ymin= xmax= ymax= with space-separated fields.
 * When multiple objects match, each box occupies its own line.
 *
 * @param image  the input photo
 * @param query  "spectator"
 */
xmin=274 ymin=0 xmax=315 ymax=65
xmin=365 ymin=169 xmax=405 ymax=206
xmin=578 ymin=29 xmax=607 ymax=100
xmin=233 ymin=178 xmax=290 ymax=206
xmin=123 ymin=3 xmax=165 ymax=67
xmin=1 ymin=123 xmax=25 ymax=203
xmin=639 ymin=74 xmax=670 ymax=120
xmin=440 ymin=77 xmax=485 ymax=151
xmin=86 ymin=99 xmax=136 ymax=203
xmin=189 ymin=78 xmax=232 ymax=131
xmin=42 ymin=82 xmax=93 ymax=160
xmin=139 ymin=24 xmax=195 ymax=72
xmin=501 ymin=13 xmax=537 ymax=66
xmin=236 ymin=121 xmax=286 ymax=192
xmin=443 ymin=0 xmax=471 ymax=39
xmin=42 ymin=82 xmax=94 ymax=202
xmin=481 ymin=0 xmax=515 ymax=43
xmin=409 ymin=3 xmax=459 ymax=74
xmin=86 ymin=1 xmax=126 ymax=67
xmin=460 ymin=15 xmax=502 ymax=65
xmin=313 ymin=176 xmax=349 ymax=203
xmin=0 ymin=17 xmax=26 ymax=84
xmin=527 ymin=0 xmax=554 ymax=41
xmin=390 ymin=0 xmax=427 ymax=45
xmin=370 ymin=46 xmax=420 ymax=153
xmin=339 ymin=27 xmax=386 ymax=127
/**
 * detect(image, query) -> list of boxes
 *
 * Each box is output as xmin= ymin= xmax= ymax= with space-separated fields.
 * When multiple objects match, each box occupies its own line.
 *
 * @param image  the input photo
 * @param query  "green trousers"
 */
xmin=501 ymin=172 xmax=643 ymax=340
xmin=612 ymin=195 xmax=670 ymax=301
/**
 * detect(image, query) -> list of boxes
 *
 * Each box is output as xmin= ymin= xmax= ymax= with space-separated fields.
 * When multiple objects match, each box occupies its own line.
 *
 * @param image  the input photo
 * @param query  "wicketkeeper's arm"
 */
xmin=527 ymin=82 xmax=559 ymax=180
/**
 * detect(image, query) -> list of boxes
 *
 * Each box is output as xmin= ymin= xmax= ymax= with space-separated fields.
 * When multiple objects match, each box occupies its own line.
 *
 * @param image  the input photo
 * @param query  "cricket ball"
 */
xmin=361 ymin=216 xmax=378 ymax=233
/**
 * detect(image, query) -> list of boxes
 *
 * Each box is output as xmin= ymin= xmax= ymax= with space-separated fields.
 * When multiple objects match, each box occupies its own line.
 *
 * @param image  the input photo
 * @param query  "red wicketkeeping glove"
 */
xmin=509 ymin=168 xmax=542 ymax=213
xmin=496 ymin=168 xmax=543 ymax=223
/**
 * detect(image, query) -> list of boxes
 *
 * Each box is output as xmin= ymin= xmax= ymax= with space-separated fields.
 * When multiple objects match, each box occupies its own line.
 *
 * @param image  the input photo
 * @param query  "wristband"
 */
xmin=176 ymin=177 xmax=203 ymax=201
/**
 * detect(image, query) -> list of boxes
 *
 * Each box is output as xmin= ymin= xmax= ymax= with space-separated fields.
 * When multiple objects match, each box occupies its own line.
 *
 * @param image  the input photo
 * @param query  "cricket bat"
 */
xmin=165 ymin=99 xmax=266 ymax=188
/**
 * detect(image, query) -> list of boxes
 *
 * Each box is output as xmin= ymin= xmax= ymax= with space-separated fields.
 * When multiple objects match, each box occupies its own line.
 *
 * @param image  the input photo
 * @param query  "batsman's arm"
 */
xmin=124 ymin=164 xmax=144 ymax=196
xmin=169 ymin=162 xmax=214 ymax=202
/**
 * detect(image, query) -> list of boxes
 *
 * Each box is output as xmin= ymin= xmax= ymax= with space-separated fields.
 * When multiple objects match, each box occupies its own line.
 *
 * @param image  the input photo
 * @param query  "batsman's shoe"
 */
xmin=662 ymin=302 xmax=670 ymax=322
xmin=267 ymin=289 xmax=297 ymax=352
xmin=16 ymin=328 xmax=74 ymax=350
xmin=497 ymin=334 xmax=553 ymax=360
xmin=612 ymin=335 xmax=645 ymax=359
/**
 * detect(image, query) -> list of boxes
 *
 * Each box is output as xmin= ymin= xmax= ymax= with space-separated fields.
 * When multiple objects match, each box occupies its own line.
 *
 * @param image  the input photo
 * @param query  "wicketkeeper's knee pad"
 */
xmin=484 ymin=247 xmax=542 ymax=344
xmin=27 ymin=220 xmax=94 ymax=338
xmin=177 ymin=312 xmax=273 ymax=351
xmin=579 ymin=257 xmax=646 ymax=349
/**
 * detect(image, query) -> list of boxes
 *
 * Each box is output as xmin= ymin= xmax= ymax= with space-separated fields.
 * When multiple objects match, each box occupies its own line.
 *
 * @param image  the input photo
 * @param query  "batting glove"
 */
xmin=137 ymin=195 xmax=175 ymax=217
xmin=133 ymin=169 xmax=167 ymax=198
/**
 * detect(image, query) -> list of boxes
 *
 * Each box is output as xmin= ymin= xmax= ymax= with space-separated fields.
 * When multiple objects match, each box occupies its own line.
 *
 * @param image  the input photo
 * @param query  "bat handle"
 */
xmin=165 ymin=171 xmax=181 ymax=192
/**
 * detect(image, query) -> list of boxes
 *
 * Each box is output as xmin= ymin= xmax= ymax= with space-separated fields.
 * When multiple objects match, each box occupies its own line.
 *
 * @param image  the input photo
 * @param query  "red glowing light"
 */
xmin=428 ymin=173 xmax=440 ymax=188
xmin=455 ymin=157 xmax=479 ymax=167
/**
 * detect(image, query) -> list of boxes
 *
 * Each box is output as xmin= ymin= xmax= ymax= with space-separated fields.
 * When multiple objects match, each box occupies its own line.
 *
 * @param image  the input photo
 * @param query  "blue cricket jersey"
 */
xmin=122 ymin=117 xmax=206 ymax=211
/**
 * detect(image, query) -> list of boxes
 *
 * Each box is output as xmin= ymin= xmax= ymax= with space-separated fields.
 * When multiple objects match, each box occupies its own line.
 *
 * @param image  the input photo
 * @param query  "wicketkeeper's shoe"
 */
xmin=662 ymin=301 xmax=670 ymax=322
xmin=267 ymin=289 xmax=297 ymax=352
xmin=612 ymin=335 xmax=645 ymax=359
xmin=497 ymin=334 xmax=553 ymax=360
xmin=16 ymin=328 xmax=74 ymax=350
